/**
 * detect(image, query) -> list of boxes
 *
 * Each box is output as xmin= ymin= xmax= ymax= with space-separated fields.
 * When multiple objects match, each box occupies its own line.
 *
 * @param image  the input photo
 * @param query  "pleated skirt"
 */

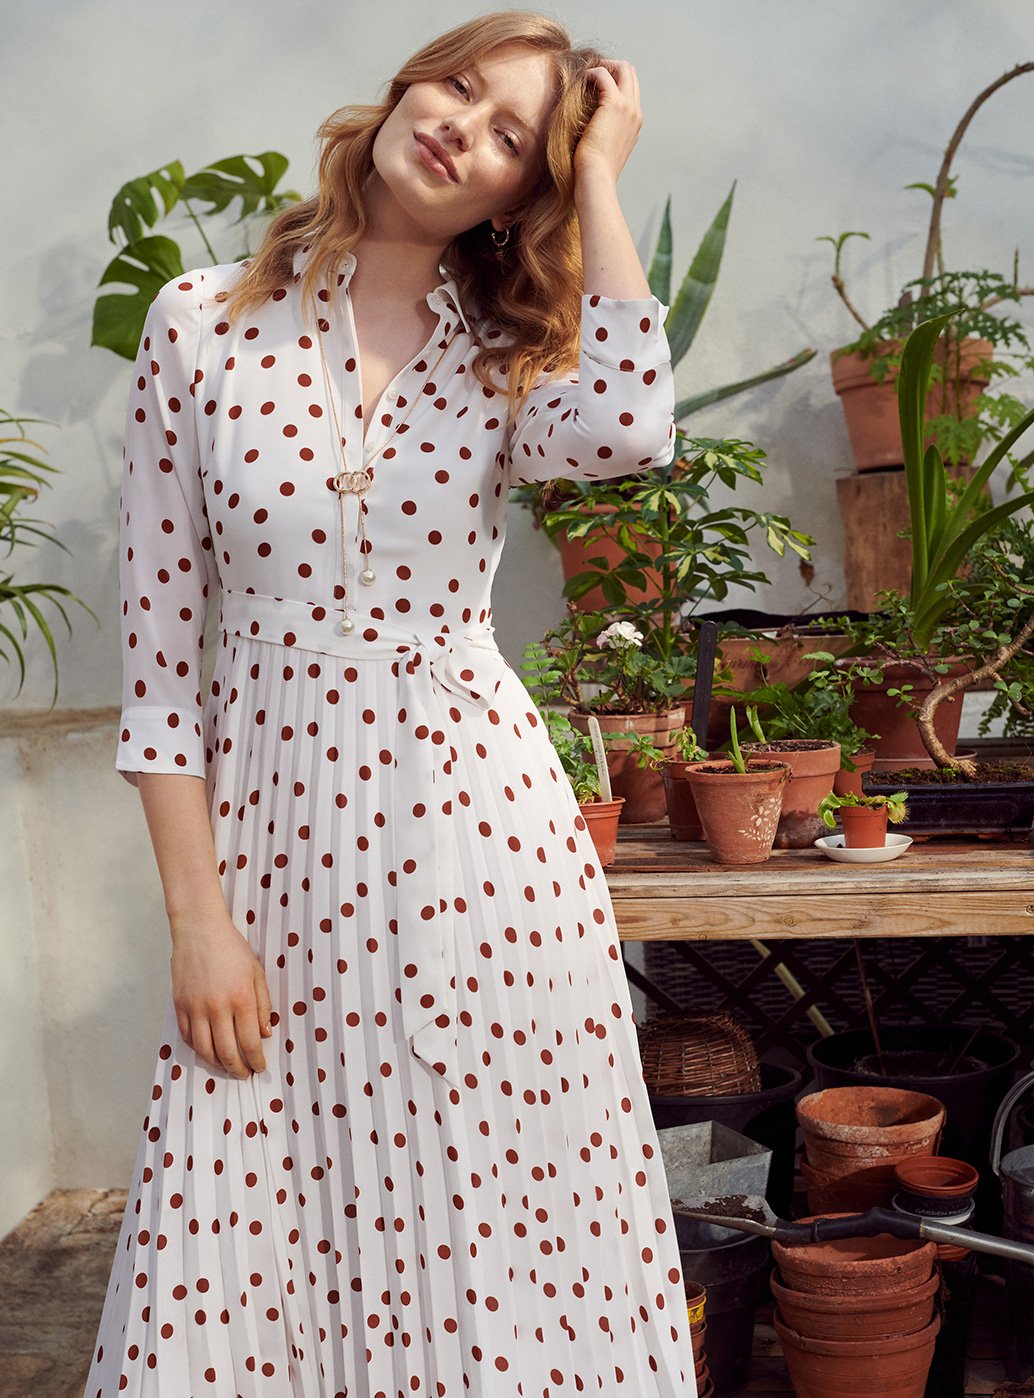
xmin=85 ymin=628 xmax=698 ymax=1397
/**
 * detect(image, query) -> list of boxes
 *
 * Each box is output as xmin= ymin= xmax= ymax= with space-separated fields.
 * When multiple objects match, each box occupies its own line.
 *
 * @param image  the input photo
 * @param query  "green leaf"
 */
xmin=91 ymin=236 xmax=186 ymax=360
xmin=665 ymin=183 xmax=736 ymax=368
xmin=107 ymin=162 xmax=185 ymax=245
xmin=181 ymin=152 xmax=297 ymax=222
xmin=646 ymin=196 xmax=673 ymax=306
xmin=674 ymin=349 xmax=816 ymax=420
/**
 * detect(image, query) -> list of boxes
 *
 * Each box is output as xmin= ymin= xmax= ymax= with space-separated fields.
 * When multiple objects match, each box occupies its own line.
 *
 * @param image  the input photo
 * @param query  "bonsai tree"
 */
xmin=1 ymin=411 xmax=97 ymax=700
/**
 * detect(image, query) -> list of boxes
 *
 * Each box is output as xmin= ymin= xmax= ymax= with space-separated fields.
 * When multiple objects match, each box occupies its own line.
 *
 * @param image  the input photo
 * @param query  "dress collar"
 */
xmin=291 ymin=243 xmax=474 ymax=335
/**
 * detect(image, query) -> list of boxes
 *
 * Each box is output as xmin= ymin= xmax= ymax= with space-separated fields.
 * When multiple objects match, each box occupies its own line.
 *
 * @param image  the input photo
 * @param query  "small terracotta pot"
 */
xmin=569 ymin=707 xmax=685 ymax=824
xmin=771 ymin=1267 xmax=939 ymax=1341
xmin=662 ymin=759 xmax=706 ymax=840
xmin=577 ymin=797 xmax=625 ymax=866
xmin=775 ymin=1310 xmax=940 ymax=1396
xmin=684 ymin=759 xmax=791 ymax=865
xmin=892 ymin=1156 xmax=980 ymax=1198
xmin=684 ymin=1280 xmax=706 ymax=1327
xmin=839 ymin=803 xmax=888 ymax=847
xmin=833 ymin=748 xmax=875 ymax=798
xmin=771 ymin=1214 xmax=937 ymax=1298
xmin=741 ymin=740 xmax=841 ymax=848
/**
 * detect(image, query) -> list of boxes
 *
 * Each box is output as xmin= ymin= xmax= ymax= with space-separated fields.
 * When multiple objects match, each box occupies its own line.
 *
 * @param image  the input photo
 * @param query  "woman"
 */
xmin=88 ymin=11 xmax=695 ymax=1396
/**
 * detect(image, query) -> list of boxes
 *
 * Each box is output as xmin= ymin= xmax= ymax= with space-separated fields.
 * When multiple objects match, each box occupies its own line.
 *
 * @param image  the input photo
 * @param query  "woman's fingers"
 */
xmin=254 ymin=968 xmax=274 ymax=1037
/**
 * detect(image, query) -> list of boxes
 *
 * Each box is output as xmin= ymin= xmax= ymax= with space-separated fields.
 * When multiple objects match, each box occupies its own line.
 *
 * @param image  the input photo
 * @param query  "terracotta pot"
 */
xmin=684 ymin=759 xmax=791 ymax=865
xmin=801 ymin=1158 xmax=910 ymax=1214
xmin=661 ymin=760 xmax=706 ymax=840
xmin=577 ymin=797 xmax=625 ymax=866
xmin=553 ymin=502 xmax=664 ymax=612
xmin=798 ymin=1090 xmax=945 ymax=1204
xmin=569 ymin=708 xmax=685 ymax=824
xmin=742 ymin=740 xmax=841 ymax=848
xmin=775 ymin=1311 xmax=941 ymax=1396
xmin=831 ymin=335 xmax=991 ymax=472
xmin=685 ymin=1280 xmax=706 ymax=1327
xmin=771 ymin=1214 xmax=937 ymax=1298
xmin=892 ymin=1156 xmax=980 ymax=1199
xmin=844 ymin=658 xmax=966 ymax=766
xmin=771 ymin=1267 xmax=939 ymax=1341
xmin=839 ymin=804 xmax=888 ymax=848
xmin=833 ymin=748 xmax=875 ymax=798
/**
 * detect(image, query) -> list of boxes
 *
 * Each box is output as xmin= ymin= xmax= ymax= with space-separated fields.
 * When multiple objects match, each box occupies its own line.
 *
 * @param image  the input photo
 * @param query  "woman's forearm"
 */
xmin=135 ymin=772 xmax=229 ymax=937
xmin=574 ymin=170 xmax=651 ymax=301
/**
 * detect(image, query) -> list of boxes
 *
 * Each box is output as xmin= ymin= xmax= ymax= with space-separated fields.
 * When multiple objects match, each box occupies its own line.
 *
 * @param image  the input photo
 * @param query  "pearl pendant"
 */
xmin=338 ymin=616 xmax=355 ymax=635
xmin=360 ymin=568 xmax=376 ymax=586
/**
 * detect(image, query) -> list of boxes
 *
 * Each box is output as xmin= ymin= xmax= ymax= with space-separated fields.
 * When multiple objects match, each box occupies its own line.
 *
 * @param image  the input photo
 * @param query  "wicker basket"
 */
xmin=637 ymin=1011 xmax=761 ymax=1097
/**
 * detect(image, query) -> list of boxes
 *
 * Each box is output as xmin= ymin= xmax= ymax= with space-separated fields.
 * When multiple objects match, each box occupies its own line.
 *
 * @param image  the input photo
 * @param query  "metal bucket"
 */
xmin=990 ymin=1069 xmax=1034 ymax=1381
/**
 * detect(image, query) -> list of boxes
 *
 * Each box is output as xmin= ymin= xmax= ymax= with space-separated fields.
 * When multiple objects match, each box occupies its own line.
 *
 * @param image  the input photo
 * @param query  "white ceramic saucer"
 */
xmin=813 ymin=833 xmax=914 ymax=864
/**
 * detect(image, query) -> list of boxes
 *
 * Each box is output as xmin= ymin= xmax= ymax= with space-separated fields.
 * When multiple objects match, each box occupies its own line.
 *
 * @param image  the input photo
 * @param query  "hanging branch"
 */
xmin=922 ymin=63 xmax=1034 ymax=285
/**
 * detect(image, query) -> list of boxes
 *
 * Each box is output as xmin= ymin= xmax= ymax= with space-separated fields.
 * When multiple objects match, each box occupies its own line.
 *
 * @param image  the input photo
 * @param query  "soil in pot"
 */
xmin=865 ymin=761 xmax=1034 ymax=838
xmin=569 ymin=708 xmax=685 ymax=824
xmin=577 ymin=796 xmax=624 ymax=866
xmin=661 ymin=760 xmax=705 ymax=840
xmin=685 ymin=760 xmax=790 ymax=865
xmin=741 ymin=740 xmax=841 ymax=848
xmin=839 ymin=803 xmax=888 ymax=848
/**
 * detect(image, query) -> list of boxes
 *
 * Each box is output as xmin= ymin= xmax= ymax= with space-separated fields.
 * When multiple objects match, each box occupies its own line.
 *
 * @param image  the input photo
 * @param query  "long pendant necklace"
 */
xmin=314 ymin=305 xmax=459 ymax=635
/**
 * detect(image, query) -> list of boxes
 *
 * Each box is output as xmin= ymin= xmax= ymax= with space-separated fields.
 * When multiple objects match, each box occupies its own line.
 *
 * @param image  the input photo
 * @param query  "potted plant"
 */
xmin=660 ymin=723 xmax=709 ymax=841
xmin=834 ymin=308 xmax=1034 ymax=831
xmin=519 ymin=641 xmax=625 ymax=865
xmin=531 ymin=611 xmax=690 ymax=823
xmin=818 ymin=790 xmax=909 ymax=850
xmin=735 ymin=705 xmax=842 ymax=849
xmin=1 ymin=410 xmax=97 ymax=701
xmin=821 ymin=65 xmax=1034 ymax=472
xmin=512 ymin=188 xmax=815 ymax=603
xmin=685 ymin=707 xmax=791 ymax=865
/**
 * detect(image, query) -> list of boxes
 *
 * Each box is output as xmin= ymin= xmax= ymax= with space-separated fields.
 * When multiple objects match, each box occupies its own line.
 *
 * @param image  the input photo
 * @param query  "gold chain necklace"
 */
xmin=314 ymin=300 xmax=459 ymax=635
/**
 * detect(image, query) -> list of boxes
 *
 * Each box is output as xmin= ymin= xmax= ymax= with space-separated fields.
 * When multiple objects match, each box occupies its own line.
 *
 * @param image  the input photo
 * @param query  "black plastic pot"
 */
xmin=648 ymin=1062 xmax=802 ymax=1217
xmin=865 ymin=776 xmax=1034 ymax=836
xmin=674 ymin=1218 xmax=769 ymax=1396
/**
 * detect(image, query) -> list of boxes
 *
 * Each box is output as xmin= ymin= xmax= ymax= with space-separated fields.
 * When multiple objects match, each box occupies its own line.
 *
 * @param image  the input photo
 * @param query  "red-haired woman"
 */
xmin=88 ymin=11 xmax=694 ymax=1395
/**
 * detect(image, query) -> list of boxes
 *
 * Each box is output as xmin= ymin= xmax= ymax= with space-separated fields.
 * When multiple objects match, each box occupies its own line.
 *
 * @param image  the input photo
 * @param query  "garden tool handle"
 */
xmin=990 ymin=1069 xmax=1034 ymax=1176
xmin=772 ymin=1208 xmax=919 ymax=1246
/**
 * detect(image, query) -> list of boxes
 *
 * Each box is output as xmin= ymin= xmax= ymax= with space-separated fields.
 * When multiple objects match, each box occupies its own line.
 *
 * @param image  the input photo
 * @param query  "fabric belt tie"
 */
xmin=218 ymin=588 xmax=508 ymax=1090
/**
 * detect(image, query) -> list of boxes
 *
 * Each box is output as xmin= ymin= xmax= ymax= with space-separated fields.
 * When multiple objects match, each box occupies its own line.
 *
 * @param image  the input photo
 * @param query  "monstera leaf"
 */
xmin=180 ymin=152 xmax=300 ymax=221
xmin=107 ymin=162 xmax=186 ymax=246
xmin=91 ymin=236 xmax=185 ymax=360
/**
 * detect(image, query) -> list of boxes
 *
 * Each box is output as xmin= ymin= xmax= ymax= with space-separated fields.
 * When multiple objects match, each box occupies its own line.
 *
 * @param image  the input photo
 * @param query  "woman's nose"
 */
xmin=440 ymin=116 xmax=470 ymax=151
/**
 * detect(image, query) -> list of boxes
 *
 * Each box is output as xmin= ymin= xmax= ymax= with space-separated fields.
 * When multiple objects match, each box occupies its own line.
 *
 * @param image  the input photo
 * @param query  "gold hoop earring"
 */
xmin=490 ymin=225 xmax=511 ymax=260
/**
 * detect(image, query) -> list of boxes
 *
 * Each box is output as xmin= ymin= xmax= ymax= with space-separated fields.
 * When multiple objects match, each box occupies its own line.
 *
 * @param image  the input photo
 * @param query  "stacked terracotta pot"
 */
xmin=684 ymin=1281 xmax=713 ymax=1398
xmin=770 ymin=1221 xmax=941 ymax=1397
xmin=797 ymin=1086 xmax=946 ymax=1214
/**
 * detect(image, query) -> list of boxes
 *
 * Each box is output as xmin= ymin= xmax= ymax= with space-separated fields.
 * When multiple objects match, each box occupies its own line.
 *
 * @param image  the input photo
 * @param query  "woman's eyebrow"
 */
xmin=467 ymin=61 xmax=537 ymax=141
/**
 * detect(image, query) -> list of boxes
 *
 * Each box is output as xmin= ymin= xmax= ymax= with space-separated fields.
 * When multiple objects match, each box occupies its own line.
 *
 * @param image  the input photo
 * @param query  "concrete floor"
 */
xmin=0 ymin=1189 xmax=1016 ymax=1397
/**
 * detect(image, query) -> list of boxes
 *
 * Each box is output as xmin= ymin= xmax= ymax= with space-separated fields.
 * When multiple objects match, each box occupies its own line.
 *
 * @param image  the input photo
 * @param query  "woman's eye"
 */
xmin=500 ymin=131 xmax=519 ymax=155
xmin=447 ymin=75 xmax=468 ymax=97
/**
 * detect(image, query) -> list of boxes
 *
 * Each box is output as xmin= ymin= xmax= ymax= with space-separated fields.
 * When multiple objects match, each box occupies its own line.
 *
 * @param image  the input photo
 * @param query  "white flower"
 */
xmin=597 ymin=621 xmax=644 ymax=650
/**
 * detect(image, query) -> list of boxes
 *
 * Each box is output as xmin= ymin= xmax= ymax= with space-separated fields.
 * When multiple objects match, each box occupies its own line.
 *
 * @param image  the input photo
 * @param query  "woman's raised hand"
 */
xmin=169 ymin=910 xmax=274 ymax=1079
xmin=573 ymin=60 xmax=643 ymax=187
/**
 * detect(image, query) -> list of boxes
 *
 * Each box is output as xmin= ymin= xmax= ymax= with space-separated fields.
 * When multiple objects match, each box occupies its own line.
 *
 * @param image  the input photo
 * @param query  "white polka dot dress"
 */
xmin=86 ymin=247 xmax=697 ymax=1396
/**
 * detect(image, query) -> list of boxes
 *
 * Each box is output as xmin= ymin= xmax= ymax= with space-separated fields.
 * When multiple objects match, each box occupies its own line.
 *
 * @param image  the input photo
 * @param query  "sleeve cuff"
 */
xmin=581 ymin=293 xmax=672 ymax=371
xmin=116 ymin=705 xmax=207 ymax=784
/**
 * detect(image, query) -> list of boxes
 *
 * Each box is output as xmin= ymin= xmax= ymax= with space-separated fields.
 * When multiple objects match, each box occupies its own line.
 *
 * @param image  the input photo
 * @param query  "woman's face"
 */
xmin=369 ymin=41 xmax=557 ymax=243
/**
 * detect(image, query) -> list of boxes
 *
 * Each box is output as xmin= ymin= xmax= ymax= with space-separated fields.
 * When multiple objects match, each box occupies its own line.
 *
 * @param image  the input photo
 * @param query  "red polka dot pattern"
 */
xmin=93 ymin=249 xmax=693 ymax=1395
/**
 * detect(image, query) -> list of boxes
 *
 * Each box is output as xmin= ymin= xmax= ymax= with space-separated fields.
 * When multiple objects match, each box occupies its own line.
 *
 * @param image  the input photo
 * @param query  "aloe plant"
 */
xmin=898 ymin=308 xmax=1034 ymax=651
xmin=93 ymin=154 xmax=301 ymax=360
xmin=648 ymin=188 xmax=815 ymax=422
xmin=0 ymin=411 xmax=98 ymax=700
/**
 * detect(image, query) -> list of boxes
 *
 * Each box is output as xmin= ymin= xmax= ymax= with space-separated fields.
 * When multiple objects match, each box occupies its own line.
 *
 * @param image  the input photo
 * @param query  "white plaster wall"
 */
xmin=2 ymin=1 xmax=1032 ymax=1222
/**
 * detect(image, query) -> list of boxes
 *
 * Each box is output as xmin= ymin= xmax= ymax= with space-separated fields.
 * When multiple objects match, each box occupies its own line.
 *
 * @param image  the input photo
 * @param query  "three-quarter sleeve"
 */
xmin=505 ymin=292 xmax=675 ymax=487
xmin=115 ymin=274 xmax=217 ymax=788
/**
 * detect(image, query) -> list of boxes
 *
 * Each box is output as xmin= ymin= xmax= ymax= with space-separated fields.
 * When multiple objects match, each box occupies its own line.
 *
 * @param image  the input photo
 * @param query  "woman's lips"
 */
xmin=413 ymin=134 xmax=458 ymax=183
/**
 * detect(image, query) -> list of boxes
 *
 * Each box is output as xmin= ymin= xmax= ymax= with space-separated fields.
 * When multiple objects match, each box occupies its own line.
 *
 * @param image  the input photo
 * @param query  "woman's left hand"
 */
xmin=573 ymin=60 xmax=642 ymax=187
